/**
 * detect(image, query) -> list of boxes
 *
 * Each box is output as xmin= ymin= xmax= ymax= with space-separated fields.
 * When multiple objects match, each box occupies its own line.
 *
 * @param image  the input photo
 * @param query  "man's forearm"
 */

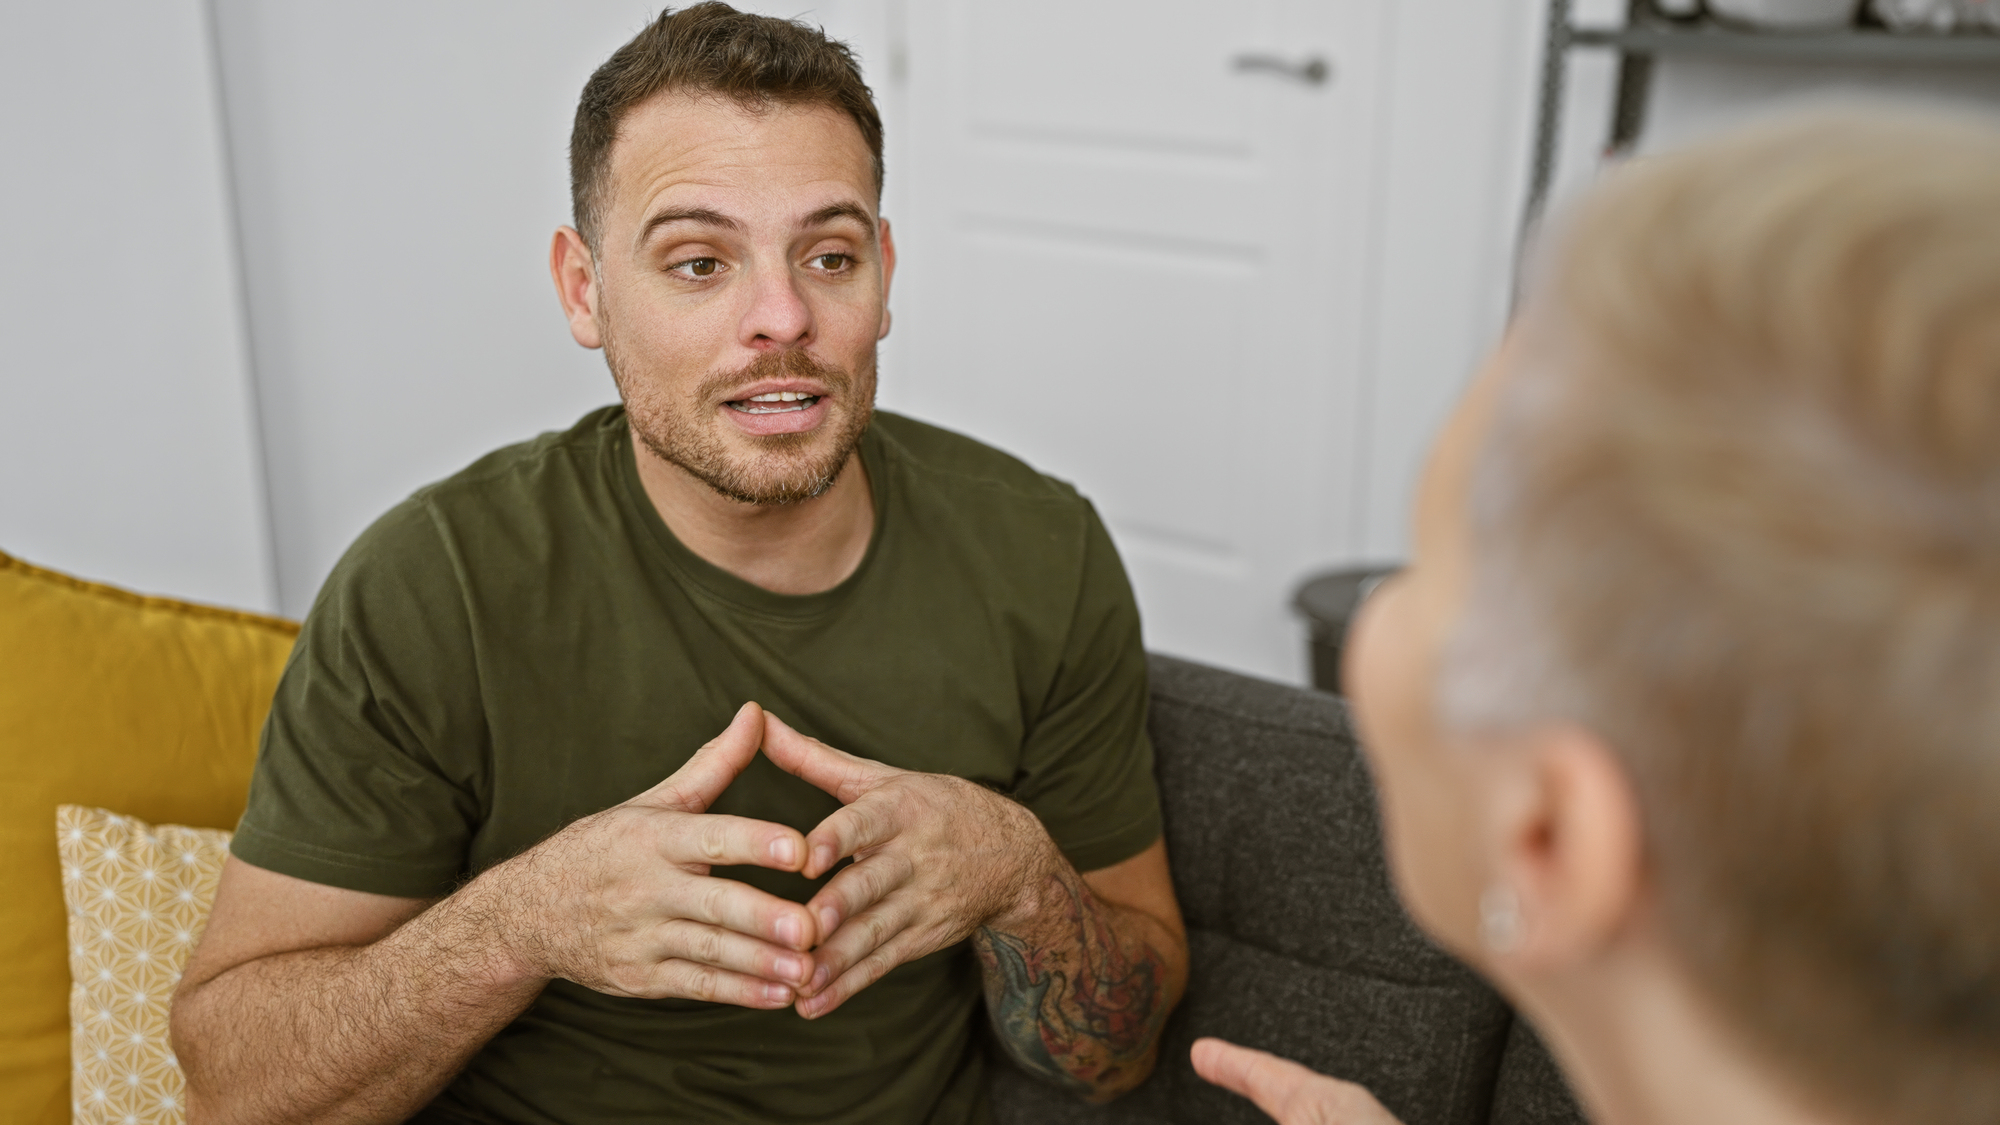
xmin=973 ymin=863 xmax=1186 ymax=1101
xmin=172 ymin=876 xmax=545 ymax=1125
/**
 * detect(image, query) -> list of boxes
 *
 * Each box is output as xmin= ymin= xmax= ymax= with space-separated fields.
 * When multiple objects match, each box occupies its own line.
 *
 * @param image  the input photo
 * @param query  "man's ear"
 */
xmin=1482 ymin=725 xmax=1647 ymax=972
xmin=550 ymin=226 xmax=604 ymax=350
xmin=876 ymin=217 xmax=896 ymax=342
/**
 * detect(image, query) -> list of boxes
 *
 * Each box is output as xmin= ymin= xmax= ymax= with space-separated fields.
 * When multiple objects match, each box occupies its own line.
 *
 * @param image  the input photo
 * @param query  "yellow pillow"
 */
xmin=0 ymin=551 xmax=295 ymax=1124
xmin=58 ymin=805 xmax=230 ymax=1124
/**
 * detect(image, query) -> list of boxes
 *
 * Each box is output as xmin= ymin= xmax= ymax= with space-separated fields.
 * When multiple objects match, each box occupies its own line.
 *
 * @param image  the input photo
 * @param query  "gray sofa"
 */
xmin=989 ymin=655 xmax=1588 ymax=1125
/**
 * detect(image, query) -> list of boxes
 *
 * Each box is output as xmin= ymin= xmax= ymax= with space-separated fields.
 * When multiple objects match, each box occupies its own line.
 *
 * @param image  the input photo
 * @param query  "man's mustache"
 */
xmin=697 ymin=350 xmax=852 ymax=402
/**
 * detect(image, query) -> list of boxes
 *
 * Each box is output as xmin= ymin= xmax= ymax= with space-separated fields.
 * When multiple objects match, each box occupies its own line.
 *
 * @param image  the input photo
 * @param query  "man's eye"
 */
xmin=672 ymin=258 xmax=721 ymax=278
xmin=813 ymin=253 xmax=850 ymax=271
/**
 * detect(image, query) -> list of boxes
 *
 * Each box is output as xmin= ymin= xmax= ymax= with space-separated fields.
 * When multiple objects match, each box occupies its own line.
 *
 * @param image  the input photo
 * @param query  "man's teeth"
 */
xmin=730 ymin=391 xmax=821 ymax=414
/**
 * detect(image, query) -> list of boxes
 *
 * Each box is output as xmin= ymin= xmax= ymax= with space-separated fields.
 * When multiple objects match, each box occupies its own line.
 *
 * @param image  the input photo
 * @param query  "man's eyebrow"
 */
xmin=803 ymin=202 xmax=876 ymax=237
xmin=639 ymin=207 xmax=742 ymax=242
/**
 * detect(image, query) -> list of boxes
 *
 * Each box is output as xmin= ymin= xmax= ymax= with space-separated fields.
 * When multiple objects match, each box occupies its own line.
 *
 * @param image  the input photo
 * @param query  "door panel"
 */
xmin=897 ymin=0 xmax=1386 ymax=681
xmin=942 ymin=220 xmax=1250 ymax=548
xmin=966 ymin=1 xmax=1269 ymax=155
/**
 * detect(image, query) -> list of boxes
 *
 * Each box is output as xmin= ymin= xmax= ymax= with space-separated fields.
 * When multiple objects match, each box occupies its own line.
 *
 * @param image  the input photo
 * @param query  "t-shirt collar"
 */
xmin=609 ymin=411 xmax=890 ymax=621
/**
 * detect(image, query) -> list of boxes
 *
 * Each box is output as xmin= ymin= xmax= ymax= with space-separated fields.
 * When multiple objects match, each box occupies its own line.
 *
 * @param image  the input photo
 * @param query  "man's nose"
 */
xmin=737 ymin=258 xmax=814 ymax=349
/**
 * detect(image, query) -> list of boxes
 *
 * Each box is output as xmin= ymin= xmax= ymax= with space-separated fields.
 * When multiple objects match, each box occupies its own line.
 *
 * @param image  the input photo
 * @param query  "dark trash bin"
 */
xmin=1293 ymin=565 xmax=1400 ymax=694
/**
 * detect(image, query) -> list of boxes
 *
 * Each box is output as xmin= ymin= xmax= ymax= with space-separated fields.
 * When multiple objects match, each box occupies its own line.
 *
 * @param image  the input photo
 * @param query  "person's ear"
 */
xmin=1479 ymin=725 xmax=1646 ymax=973
xmin=550 ymin=226 xmax=604 ymax=349
xmin=876 ymin=217 xmax=896 ymax=341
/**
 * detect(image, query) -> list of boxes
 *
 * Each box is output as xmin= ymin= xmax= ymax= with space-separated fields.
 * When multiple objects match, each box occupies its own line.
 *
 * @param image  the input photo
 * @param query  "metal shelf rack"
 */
xmin=1524 ymin=1 xmax=2000 ymax=230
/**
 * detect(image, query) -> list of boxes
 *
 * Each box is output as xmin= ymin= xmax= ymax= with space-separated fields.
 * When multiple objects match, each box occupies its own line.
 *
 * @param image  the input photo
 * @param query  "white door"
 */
xmin=891 ymin=0 xmax=1388 ymax=682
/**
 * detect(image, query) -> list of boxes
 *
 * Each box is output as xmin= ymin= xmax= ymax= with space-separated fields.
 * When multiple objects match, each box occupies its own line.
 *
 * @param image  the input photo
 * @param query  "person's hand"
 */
xmin=1191 ymin=1038 xmax=1405 ymax=1125
xmin=759 ymin=712 xmax=1059 ymax=1019
xmin=491 ymin=701 xmax=821 ymax=1008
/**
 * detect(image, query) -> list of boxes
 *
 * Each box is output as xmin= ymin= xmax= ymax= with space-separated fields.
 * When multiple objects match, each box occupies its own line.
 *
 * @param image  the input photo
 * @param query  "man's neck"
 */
xmin=631 ymin=432 xmax=874 ymax=596
xmin=1523 ymin=942 xmax=1847 ymax=1125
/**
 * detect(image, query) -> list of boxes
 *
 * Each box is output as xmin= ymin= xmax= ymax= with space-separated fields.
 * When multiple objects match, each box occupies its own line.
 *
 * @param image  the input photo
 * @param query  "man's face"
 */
xmin=571 ymin=93 xmax=893 ymax=505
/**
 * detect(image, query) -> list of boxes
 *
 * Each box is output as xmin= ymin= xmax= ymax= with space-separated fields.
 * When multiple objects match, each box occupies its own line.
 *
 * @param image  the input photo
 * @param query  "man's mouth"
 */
xmin=727 ymin=391 xmax=822 ymax=415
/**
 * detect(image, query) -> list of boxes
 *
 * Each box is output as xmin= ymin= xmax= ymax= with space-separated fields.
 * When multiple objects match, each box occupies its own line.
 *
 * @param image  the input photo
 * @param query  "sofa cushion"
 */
xmin=0 ymin=551 xmax=295 ymax=1124
xmin=991 ymin=655 xmax=1575 ymax=1125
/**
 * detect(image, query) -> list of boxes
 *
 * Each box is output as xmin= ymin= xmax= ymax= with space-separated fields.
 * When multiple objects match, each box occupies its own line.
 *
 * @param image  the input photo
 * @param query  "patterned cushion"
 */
xmin=57 ymin=805 xmax=230 ymax=1125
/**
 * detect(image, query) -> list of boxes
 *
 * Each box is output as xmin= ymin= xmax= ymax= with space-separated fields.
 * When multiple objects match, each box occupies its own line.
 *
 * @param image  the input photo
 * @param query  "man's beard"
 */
xmin=606 ymin=338 xmax=874 ymax=507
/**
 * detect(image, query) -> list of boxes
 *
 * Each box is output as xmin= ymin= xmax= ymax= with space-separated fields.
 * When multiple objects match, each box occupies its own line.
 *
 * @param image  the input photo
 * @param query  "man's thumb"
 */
xmin=641 ymin=701 xmax=764 ymax=813
xmin=761 ymin=712 xmax=887 ymax=803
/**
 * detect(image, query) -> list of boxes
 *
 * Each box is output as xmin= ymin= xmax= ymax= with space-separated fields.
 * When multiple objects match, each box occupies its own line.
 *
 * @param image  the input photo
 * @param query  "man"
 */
xmin=168 ymin=6 xmax=1186 ymax=1122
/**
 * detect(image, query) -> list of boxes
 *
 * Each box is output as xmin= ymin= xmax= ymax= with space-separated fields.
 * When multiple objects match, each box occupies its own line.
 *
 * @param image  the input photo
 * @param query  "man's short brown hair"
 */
xmin=1446 ymin=105 xmax=2000 ymax=1123
xmin=569 ymin=3 xmax=884 ymax=251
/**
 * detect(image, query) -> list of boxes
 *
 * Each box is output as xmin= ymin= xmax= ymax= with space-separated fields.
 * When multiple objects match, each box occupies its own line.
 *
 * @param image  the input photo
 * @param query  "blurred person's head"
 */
xmin=550 ymin=3 xmax=892 ymax=506
xmin=1348 ymin=105 xmax=2000 ymax=1124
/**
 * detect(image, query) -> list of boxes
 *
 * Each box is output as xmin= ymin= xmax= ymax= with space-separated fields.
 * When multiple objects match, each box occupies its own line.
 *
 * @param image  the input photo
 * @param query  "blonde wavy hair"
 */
xmin=1443 ymin=104 xmax=2000 ymax=1122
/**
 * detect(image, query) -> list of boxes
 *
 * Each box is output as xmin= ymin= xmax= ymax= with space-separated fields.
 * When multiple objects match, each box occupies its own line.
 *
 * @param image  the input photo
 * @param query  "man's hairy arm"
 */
xmin=170 ymin=860 xmax=541 ymax=1125
xmin=171 ymin=703 xmax=823 ymax=1125
xmin=760 ymin=715 xmax=1188 ymax=1102
xmin=974 ymin=845 xmax=1185 ymax=1100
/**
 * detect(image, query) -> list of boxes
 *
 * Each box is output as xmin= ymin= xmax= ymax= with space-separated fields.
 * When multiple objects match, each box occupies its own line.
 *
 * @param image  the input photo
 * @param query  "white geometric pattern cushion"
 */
xmin=56 ymin=805 xmax=229 ymax=1125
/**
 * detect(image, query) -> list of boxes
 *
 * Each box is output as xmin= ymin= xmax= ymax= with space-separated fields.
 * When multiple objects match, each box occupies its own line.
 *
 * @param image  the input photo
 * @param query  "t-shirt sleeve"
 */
xmin=231 ymin=498 xmax=487 ymax=899
xmin=1012 ymin=501 xmax=1162 ymax=873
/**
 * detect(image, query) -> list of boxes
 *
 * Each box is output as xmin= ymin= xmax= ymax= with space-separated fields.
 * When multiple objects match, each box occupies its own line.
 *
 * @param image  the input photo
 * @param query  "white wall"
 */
xmin=0 ymin=1 xmax=275 ymax=612
xmin=1352 ymin=0 xmax=1546 ymax=562
xmin=0 ymin=0 xmax=1690 ymax=664
xmin=16 ymin=2 xmax=1989 ymax=674
xmin=209 ymin=2 xmax=653 ymax=616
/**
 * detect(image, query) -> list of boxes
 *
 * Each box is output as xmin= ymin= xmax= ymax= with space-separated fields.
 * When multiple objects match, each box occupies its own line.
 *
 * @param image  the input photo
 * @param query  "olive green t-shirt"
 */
xmin=231 ymin=406 xmax=1162 ymax=1125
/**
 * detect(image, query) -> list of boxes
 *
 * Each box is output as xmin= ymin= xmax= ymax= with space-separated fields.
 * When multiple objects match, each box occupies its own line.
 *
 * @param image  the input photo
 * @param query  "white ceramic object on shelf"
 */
xmin=1872 ymin=0 xmax=1960 ymax=28
xmin=1708 ymin=0 xmax=1862 ymax=27
xmin=1873 ymin=0 xmax=2000 ymax=29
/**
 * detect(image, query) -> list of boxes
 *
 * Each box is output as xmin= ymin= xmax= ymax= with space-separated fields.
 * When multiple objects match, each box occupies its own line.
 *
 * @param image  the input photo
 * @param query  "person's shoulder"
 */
xmin=324 ymin=405 xmax=626 ymax=592
xmin=413 ymin=403 xmax=626 ymax=511
xmin=870 ymin=411 xmax=1085 ymax=511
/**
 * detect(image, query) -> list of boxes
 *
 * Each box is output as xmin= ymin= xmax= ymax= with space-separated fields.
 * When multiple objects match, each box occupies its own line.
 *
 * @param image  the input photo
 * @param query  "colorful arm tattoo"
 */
xmin=972 ymin=869 xmax=1174 ymax=1098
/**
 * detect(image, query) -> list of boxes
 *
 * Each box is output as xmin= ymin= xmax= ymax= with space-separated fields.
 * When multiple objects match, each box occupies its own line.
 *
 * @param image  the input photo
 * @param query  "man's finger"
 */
xmin=638 ymin=958 xmax=800 ymax=1010
xmin=672 ymin=872 xmax=821 ymax=952
xmin=799 ymin=792 xmax=903 ymax=880
xmin=640 ymin=701 xmax=766 ymax=814
xmin=647 ymin=918 xmax=816 ymax=989
xmin=760 ymin=712 xmax=895 ymax=804
xmin=799 ymin=852 xmax=914 ymax=964
xmin=795 ymin=914 xmax=924 ymax=1019
xmin=794 ymin=892 xmax=914 ymax=1004
xmin=655 ymin=811 xmax=808 ymax=876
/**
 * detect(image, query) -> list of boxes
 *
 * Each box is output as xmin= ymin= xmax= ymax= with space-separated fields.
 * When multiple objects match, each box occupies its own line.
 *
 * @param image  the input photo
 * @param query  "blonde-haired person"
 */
xmin=1195 ymin=104 xmax=2000 ymax=1125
